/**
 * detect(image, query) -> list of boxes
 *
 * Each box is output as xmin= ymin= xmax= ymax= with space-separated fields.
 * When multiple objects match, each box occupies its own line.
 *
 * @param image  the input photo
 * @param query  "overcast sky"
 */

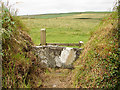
xmin=4 ymin=0 xmax=115 ymax=15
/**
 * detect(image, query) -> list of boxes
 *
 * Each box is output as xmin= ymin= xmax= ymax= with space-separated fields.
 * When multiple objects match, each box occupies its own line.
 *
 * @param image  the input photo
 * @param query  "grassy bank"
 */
xmin=2 ymin=3 xmax=45 ymax=88
xmin=22 ymin=12 xmax=110 ymax=46
xmin=72 ymin=10 xmax=119 ymax=88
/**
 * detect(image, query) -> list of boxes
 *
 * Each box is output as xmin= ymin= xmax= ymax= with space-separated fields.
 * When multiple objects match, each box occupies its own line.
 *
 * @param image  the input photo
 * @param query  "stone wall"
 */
xmin=32 ymin=45 xmax=82 ymax=68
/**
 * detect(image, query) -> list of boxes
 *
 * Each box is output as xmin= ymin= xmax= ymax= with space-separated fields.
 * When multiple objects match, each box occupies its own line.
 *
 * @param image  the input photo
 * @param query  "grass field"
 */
xmin=21 ymin=12 xmax=111 ymax=46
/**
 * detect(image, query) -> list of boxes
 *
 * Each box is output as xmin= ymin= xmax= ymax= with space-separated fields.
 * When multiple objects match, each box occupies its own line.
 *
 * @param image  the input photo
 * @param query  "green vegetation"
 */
xmin=72 ymin=7 xmax=119 ymax=88
xmin=2 ymin=3 xmax=45 ymax=88
xmin=22 ymin=12 xmax=110 ymax=46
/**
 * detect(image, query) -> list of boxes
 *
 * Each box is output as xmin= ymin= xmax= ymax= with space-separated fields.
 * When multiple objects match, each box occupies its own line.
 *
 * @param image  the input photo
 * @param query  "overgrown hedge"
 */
xmin=73 ymin=3 xmax=120 ymax=89
xmin=2 ymin=3 xmax=45 ymax=88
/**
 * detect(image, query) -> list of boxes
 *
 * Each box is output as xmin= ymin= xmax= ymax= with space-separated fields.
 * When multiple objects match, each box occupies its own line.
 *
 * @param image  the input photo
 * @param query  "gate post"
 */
xmin=41 ymin=28 xmax=46 ymax=45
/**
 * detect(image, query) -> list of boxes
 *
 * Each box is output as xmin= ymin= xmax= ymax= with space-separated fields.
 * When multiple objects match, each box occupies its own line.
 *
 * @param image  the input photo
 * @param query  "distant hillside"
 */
xmin=21 ymin=12 xmax=111 ymax=19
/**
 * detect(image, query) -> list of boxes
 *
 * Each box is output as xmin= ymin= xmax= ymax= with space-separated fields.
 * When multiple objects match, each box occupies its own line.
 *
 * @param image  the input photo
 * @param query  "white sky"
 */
xmin=3 ymin=0 xmax=116 ymax=15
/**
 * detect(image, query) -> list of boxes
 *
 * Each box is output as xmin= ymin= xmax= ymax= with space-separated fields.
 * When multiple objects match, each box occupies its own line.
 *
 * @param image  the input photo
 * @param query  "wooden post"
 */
xmin=41 ymin=28 xmax=46 ymax=45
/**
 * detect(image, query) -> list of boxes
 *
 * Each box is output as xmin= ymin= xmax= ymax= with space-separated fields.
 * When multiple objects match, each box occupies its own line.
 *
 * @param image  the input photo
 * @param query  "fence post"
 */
xmin=41 ymin=28 xmax=46 ymax=45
